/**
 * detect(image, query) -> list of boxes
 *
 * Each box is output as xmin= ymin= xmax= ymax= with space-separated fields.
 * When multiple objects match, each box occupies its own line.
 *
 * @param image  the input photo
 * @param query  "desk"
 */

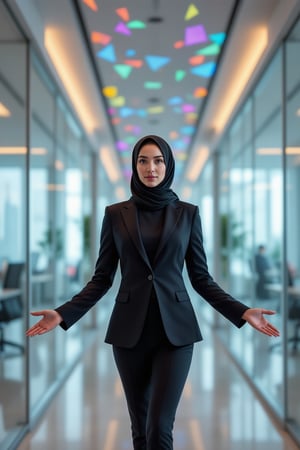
xmin=0 ymin=288 xmax=24 ymax=354
xmin=31 ymin=273 xmax=53 ymax=306
xmin=265 ymin=283 xmax=300 ymax=298
xmin=0 ymin=288 xmax=22 ymax=300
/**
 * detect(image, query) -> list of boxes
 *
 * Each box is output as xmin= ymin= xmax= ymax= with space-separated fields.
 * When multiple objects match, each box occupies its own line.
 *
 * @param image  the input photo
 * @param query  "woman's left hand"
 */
xmin=242 ymin=308 xmax=280 ymax=337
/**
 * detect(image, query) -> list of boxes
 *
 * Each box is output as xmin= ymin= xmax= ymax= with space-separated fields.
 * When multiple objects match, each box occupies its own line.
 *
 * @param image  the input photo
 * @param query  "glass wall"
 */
xmin=0 ymin=3 xmax=28 ymax=446
xmin=0 ymin=3 xmax=97 ymax=448
xmin=209 ymin=16 xmax=300 ymax=444
xmin=285 ymin=19 xmax=300 ymax=438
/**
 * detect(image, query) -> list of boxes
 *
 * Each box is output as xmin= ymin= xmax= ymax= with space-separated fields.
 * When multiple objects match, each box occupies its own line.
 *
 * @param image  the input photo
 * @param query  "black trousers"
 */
xmin=113 ymin=295 xmax=194 ymax=450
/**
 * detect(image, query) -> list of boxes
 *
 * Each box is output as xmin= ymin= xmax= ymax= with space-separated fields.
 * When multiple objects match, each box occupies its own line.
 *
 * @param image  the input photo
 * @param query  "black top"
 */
xmin=138 ymin=207 xmax=165 ymax=265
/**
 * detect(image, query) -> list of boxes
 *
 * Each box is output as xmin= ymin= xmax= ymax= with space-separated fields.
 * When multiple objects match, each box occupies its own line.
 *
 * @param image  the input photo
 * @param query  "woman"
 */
xmin=26 ymin=135 xmax=280 ymax=450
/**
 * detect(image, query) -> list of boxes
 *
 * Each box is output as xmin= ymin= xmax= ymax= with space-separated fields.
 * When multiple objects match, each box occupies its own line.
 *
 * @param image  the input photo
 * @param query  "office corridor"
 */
xmin=17 ymin=316 xmax=299 ymax=450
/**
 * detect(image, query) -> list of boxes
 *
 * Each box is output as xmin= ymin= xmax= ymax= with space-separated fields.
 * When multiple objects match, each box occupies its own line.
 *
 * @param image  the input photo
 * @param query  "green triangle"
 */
xmin=114 ymin=64 xmax=133 ymax=79
xmin=197 ymin=44 xmax=220 ymax=56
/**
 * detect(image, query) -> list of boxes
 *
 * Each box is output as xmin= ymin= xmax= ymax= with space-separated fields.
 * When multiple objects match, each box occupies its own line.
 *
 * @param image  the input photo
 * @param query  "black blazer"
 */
xmin=56 ymin=200 xmax=249 ymax=347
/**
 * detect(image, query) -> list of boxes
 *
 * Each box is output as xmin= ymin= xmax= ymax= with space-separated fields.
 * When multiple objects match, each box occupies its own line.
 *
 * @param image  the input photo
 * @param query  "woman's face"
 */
xmin=136 ymin=143 xmax=166 ymax=187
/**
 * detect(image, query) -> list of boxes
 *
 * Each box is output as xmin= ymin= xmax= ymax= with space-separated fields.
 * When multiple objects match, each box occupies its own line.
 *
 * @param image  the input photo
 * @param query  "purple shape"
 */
xmin=116 ymin=141 xmax=129 ymax=151
xmin=185 ymin=24 xmax=207 ymax=46
xmin=182 ymin=104 xmax=196 ymax=113
xmin=108 ymin=107 xmax=116 ymax=116
xmin=115 ymin=22 xmax=131 ymax=36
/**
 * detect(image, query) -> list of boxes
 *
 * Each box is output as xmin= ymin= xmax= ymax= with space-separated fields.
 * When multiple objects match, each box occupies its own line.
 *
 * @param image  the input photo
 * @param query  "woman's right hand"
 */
xmin=26 ymin=310 xmax=63 ymax=337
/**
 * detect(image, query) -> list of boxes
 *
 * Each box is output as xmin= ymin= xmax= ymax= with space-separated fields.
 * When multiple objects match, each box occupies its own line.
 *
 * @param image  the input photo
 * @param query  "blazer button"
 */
xmin=147 ymin=274 xmax=153 ymax=281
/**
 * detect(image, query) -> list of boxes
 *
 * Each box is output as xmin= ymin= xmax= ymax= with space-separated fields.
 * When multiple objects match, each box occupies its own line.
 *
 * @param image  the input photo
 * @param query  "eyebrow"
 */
xmin=138 ymin=154 xmax=164 ymax=159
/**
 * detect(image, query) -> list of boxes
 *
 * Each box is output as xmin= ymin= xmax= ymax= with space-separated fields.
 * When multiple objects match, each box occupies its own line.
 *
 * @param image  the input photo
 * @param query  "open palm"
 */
xmin=242 ymin=308 xmax=280 ymax=337
xmin=26 ymin=310 xmax=62 ymax=337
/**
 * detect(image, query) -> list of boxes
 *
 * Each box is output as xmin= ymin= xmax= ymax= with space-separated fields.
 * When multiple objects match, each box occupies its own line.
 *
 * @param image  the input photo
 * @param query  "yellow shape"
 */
xmin=110 ymin=96 xmax=125 ymax=107
xmin=102 ymin=86 xmax=118 ymax=98
xmin=147 ymin=106 xmax=164 ymax=114
xmin=185 ymin=4 xmax=199 ymax=21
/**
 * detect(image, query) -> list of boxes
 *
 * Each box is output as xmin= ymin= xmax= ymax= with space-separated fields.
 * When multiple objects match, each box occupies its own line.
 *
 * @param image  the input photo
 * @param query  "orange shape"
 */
xmin=116 ymin=7 xmax=130 ymax=21
xmin=111 ymin=117 xmax=121 ymax=125
xmin=189 ymin=55 xmax=205 ymax=65
xmin=83 ymin=0 xmax=98 ymax=12
xmin=91 ymin=32 xmax=111 ymax=45
xmin=174 ymin=40 xmax=184 ymax=49
xmin=194 ymin=87 xmax=207 ymax=98
xmin=124 ymin=59 xmax=143 ymax=68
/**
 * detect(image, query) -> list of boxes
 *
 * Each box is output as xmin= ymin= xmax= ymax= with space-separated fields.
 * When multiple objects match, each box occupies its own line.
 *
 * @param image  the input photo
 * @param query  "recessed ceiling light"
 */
xmin=148 ymin=97 xmax=160 ymax=103
xmin=147 ymin=16 xmax=164 ymax=23
xmin=149 ymin=118 xmax=159 ymax=125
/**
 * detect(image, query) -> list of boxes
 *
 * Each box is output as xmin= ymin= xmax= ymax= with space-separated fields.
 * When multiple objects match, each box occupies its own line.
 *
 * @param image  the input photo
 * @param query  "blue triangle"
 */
xmin=191 ymin=62 xmax=216 ymax=78
xmin=210 ymin=33 xmax=226 ymax=45
xmin=97 ymin=44 xmax=116 ymax=63
xmin=145 ymin=55 xmax=171 ymax=71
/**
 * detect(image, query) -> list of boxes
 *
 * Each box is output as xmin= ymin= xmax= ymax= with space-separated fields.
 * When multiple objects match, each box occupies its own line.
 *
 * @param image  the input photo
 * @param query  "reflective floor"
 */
xmin=17 ymin=320 xmax=300 ymax=450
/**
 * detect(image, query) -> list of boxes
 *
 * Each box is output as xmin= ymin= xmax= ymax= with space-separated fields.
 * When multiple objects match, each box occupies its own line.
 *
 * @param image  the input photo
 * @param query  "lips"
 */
xmin=145 ymin=176 xmax=156 ymax=180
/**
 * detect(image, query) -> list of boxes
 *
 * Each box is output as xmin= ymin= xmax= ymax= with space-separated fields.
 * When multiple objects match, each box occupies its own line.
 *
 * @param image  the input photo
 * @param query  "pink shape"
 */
xmin=185 ymin=24 xmax=207 ymax=46
xmin=182 ymin=104 xmax=196 ymax=113
xmin=108 ymin=107 xmax=116 ymax=116
xmin=116 ymin=141 xmax=129 ymax=151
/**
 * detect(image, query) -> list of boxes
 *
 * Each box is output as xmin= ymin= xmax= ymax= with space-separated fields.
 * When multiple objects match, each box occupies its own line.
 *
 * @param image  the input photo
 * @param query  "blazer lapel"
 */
xmin=120 ymin=202 xmax=152 ymax=268
xmin=154 ymin=202 xmax=183 ymax=264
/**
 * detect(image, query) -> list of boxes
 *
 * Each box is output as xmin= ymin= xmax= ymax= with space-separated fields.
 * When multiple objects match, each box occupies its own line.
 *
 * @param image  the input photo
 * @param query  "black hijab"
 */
xmin=130 ymin=135 xmax=179 ymax=210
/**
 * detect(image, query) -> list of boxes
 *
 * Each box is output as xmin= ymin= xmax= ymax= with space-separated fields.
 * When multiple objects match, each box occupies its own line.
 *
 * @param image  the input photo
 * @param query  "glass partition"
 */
xmin=285 ymin=19 xmax=300 ymax=440
xmin=0 ymin=8 xmax=28 ymax=444
xmin=252 ymin=50 xmax=284 ymax=412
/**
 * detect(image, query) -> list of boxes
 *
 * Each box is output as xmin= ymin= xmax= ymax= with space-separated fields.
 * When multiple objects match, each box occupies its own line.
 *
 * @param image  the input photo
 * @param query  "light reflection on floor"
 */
xmin=17 ymin=322 xmax=300 ymax=450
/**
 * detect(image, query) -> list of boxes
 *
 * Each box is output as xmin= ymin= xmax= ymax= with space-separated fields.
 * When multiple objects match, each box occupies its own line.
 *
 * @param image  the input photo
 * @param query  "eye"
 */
xmin=138 ymin=158 xmax=146 ymax=164
xmin=155 ymin=158 xmax=165 ymax=164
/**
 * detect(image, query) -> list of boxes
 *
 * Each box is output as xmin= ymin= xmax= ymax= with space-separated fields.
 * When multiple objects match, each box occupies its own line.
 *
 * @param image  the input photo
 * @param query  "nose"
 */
xmin=147 ymin=161 xmax=155 ymax=172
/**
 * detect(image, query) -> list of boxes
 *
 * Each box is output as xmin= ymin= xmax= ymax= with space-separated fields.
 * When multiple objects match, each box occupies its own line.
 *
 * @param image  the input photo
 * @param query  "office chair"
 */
xmin=0 ymin=262 xmax=25 ymax=354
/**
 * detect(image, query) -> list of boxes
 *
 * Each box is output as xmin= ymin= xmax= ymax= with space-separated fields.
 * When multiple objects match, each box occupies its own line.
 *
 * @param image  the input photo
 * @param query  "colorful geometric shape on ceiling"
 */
xmin=114 ymin=64 xmax=133 ymax=79
xmin=181 ymin=125 xmax=195 ymax=135
xmin=175 ymin=70 xmax=186 ymax=82
xmin=102 ymin=86 xmax=118 ymax=97
xmin=197 ymin=44 xmax=220 ymax=56
xmin=116 ymin=141 xmax=129 ymax=151
xmin=182 ymin=104 xmax=196 ymax=113
xmin=148 ymin=106 xmax=164 ymax=114
xmin=189 ymin=55 xmax=205 ymax=65
xmin=115 ymin=22 xmax=131 ymax=36
xmin=126 ymin=49 xmax=136 ymax=57
xmin=185 ymin=112 xmax=198 ymax=123
xmin=210 ymin=33 xmax=226 ymax=45
xmin=125 ymin=59 xmax=143 ymax=68
xmin=168 ymin=97 xmax=183 ymax=105
xmin=145 ymin=55 xmax=171 ymax=71
xmin=116 ymin=7 xmax=129 ymax=21
xmin=128 ymin=21 xmax=146 ymax=29
xmin=97 ymin=44 xmax=116 ymax=62
xmin=191 ymin=62 xmax=216 ymax=77
xmin=194 ymin=87 xmax=207 ymax=98
xmin=110 ymin=96 xmax=125 ymax=107
xmin=185 ymin=4 xmax=200 ymax=21
xmin=120 ymin=107 xmax=134 ymax=117
xmin=144 ymin=81 xmax=162 ymax=89
xmin=83 ymin=0 xmax=98 ymax=12
xmin=174 ymin=41 xmax=185 ymax=49
xmin=91 ymin=32 xmax=111 ymax=45
xmin=185 ymin=24 xmax=207 ymax=46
